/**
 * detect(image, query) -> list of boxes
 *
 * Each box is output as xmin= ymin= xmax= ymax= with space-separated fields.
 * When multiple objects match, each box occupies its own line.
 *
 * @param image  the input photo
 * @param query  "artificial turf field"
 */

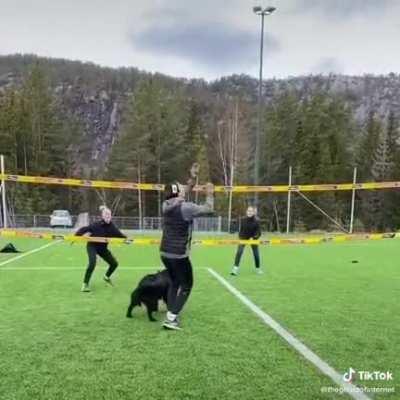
xmin=0 ymin=236 xmax=399 ymax=400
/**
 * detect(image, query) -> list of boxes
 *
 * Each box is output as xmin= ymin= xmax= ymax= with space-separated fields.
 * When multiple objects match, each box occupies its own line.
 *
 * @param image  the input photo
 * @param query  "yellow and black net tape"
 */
xmin=2 ymin=173 xmax=400 ymax=193
xmin=0 ymin=229 xmax=398 ymax=246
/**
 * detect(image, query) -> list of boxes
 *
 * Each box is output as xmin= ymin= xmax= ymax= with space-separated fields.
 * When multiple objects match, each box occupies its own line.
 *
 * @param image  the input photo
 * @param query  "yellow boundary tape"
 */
xmin=2 ymin=173 xmax=400 ymax=193
xmin=1 ymin=229 xmax=398 ymax=246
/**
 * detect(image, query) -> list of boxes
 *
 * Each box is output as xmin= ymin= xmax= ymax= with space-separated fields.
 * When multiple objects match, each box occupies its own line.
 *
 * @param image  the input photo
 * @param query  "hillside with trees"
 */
xmin=1 ymin=54 xmax=400 ymax=231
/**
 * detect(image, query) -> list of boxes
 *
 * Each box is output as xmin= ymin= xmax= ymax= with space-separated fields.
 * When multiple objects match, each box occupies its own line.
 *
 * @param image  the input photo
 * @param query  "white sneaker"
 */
xmin=81 ymin=283 xmax=91 ymax=292
xmin=256 ymin=268 xmax=264 ymax=275
xmin=163 ymin=318 xmax=182 ymax=331
xmin=230 ymin=266 xmax=239 ymax=276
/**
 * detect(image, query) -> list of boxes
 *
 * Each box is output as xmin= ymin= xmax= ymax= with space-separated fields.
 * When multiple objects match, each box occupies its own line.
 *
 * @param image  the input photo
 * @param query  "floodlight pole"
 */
xmin=253 ymin=6 xmax=276 ymax=206
xmin=1 ymin=155 xmax=7 ymax=228
xmin=254 ymin=12 xmax=265 ymax=207
xmin=349 ymin=167 xmax=357 ymax=234
xmin=227 ymin=101 xmax=239 ymax=233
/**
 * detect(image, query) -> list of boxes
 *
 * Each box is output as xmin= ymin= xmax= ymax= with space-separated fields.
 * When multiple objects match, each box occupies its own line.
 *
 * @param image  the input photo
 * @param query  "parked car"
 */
xmin=50 ymin=210 xmax=73 ymax=228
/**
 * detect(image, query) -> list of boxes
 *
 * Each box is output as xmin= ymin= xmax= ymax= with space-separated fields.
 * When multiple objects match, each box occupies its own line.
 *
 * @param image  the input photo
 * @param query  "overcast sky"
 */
xmin=1 ymin=0 xmax=399 ymax=81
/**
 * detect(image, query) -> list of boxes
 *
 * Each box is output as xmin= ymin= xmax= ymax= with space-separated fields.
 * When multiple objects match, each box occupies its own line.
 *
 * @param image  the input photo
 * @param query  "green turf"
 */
xmin=0 ymin=237 xmax=398 ymax=399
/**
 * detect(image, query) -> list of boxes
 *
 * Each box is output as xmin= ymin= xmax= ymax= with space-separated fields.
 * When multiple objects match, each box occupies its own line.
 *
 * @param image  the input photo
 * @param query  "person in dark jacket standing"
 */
xmin=161 ymin=182 xmax=214 ymax=331
xmin=75 ymin=206 xmax=126 ymax=292
xmin=231 ymin=206 xmax=263 ymax=276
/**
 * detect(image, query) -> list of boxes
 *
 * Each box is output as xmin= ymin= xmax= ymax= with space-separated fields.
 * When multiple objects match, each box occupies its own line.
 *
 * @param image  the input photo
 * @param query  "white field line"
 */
xmin=0 ymin=266 xmax=208 ymax=271
xmin=207 ymin=267 xmax=371 ymax=400
xmin=0 ymin=241 xmax=60 ymax=268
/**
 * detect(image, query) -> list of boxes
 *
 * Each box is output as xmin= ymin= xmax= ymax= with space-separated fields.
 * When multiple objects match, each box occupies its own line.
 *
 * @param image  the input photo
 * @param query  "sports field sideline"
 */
xmin=0 ymin=236 xmax=398 ymax=400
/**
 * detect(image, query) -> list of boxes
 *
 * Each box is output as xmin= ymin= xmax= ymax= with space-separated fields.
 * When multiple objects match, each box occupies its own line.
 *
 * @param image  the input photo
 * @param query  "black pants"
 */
xmin=161 ymin=256 xmax=193 ymax=315
xmin=234 ymin=244 xmax=260 ymax=269
xmin=83 ymin=244 xmax=118 ymax=284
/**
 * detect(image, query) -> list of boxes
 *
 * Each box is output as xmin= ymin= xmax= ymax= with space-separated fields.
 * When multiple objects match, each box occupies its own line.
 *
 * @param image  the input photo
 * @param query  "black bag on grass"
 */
xmin=0 ymin=243 xmax=21 ymax=253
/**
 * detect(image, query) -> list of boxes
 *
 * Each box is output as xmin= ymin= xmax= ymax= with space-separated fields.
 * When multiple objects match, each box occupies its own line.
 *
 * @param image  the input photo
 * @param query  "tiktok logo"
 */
xmin=343 ymin=367 xmax=357 ymax=383
xmin=343 ymin=367 xmax=393 ymax=383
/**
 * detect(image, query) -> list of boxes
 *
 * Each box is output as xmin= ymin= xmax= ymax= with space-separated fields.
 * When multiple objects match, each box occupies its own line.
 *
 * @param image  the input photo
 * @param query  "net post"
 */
xmin=227 ymin=188 xmax=233 ymax=233
xmin=286 ymin=165 xmax=292 ymax=234
xmin=1 ymin=155 xmax=7 ymax=228
xmin=349 ymin=167 xmax=357 ymax=234
xmin=137 ymin=162 xmax=143 ymax=231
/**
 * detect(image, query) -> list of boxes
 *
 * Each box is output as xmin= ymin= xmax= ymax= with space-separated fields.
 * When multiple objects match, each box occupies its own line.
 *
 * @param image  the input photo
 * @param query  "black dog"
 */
xmin=126 ymin=269 xmax=171 ymax=321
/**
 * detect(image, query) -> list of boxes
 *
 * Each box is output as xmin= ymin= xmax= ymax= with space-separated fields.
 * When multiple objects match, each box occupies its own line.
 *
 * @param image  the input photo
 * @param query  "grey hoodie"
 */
xmin=160 ymin=194 xmax=214 ymax=258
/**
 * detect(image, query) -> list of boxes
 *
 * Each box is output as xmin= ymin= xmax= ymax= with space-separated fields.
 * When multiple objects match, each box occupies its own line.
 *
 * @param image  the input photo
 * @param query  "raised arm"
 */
xmin=181 ymin=183 xmax=214 ymax=221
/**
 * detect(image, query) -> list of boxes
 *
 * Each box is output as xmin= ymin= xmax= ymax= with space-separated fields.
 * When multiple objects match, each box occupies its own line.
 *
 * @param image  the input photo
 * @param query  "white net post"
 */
xmin=1 ymin=155 xmax=7 ymax=228
xmin=349 ymin=167 xmax=357 ymax=234
xmin=137 ymin=161 xmax=143 ymax=231
xmin=286 ymin=165 xmax=292 ymax=234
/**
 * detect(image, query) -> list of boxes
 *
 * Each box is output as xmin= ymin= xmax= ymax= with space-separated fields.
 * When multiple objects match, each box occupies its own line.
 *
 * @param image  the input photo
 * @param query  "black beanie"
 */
xmin=164 ymin=182 xmax=180 ymax=199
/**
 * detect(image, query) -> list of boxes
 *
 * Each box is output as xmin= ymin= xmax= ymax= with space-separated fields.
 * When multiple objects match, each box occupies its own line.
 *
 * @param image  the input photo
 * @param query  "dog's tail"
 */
xmin=126 ymin=287 xmax=142 ymax=318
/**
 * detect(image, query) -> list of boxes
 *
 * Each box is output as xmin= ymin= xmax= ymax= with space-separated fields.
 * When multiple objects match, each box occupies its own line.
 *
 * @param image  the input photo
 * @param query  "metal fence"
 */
xmin=7 ymin=214 xmax=227 ymax=232
xmin=5 ymin=214 xmax=276 ymax=233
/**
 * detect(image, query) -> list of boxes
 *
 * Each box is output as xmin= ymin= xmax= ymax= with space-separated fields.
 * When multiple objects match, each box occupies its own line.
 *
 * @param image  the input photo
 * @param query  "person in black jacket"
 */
xmin=231 ymin=206 xmax=263 ymax=276
xmin=75 ymin=206 xmax=126 ymax=292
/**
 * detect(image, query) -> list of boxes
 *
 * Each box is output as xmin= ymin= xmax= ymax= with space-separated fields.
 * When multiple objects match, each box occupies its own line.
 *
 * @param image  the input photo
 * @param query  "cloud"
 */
xmin=1 ymin=0 xmax=399 ymax=80
xmin=293 ymin=0 xmax=397 ymax=19
xmin=311 ymin=57 xmax=344 ymax=75
xmin=131 ymin=22 xmax=280 ymax=71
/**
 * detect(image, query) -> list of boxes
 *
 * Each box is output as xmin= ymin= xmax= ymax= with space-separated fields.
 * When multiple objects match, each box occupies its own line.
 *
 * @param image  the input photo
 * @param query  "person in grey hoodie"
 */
xmin=160 ymin=181 xmax=214 ymax=330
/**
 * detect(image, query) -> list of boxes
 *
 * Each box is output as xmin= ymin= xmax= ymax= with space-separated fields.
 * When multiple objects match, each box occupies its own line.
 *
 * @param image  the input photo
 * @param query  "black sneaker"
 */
xmin=163 ymin=319 xmax=182 ymax=331
xmin=103 ymin=275 xmax=114 ymax=286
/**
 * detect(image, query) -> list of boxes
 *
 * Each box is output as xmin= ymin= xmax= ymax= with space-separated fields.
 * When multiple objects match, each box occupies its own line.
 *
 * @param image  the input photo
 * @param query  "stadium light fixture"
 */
xmin=253 ymin=6 xmax=276 ymax=15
